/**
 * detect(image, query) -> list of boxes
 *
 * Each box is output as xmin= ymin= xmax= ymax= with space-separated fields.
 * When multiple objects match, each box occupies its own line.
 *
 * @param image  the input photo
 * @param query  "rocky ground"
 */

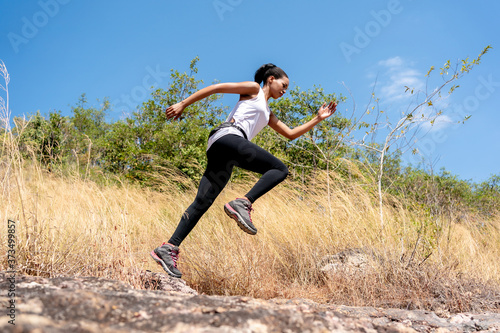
xmin=1 ymin=271 xmax=499 ymax=333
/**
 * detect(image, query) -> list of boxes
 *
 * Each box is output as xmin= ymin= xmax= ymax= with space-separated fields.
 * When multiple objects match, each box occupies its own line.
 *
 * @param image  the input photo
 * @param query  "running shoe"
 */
xmin=224 ymin=198 xmax=257 ymax=235
xmin=150 ymin=243 xmax=182 ymax=278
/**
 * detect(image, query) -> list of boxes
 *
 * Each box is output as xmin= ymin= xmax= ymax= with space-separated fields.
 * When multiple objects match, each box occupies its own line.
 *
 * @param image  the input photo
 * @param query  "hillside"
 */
xmin=1 ymin=159 xmax=499 ymax=313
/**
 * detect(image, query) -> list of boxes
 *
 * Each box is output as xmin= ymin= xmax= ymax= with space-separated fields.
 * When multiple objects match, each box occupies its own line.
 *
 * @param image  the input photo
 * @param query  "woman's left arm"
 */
xmin=268 ymin=102 xmax=337 ymax=140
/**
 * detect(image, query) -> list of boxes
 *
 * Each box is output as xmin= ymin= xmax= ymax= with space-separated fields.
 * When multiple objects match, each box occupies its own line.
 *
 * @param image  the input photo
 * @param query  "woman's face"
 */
xmin=267 ymin=76 xmax=289 ymax=99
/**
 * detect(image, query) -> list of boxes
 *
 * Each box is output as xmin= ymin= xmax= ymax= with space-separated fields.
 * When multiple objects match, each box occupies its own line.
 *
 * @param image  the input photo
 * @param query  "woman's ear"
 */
xmin=266 ymin=75 xmax=275 ymax=85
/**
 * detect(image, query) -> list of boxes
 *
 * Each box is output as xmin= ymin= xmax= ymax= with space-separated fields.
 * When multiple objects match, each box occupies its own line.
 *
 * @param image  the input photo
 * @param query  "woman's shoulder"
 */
xmin=238 ymin=83 xmax=262 ymax=102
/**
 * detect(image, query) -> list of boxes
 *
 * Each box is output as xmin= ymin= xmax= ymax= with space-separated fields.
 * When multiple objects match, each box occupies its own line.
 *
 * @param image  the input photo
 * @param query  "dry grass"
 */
xmin=1 ymin=133 xmax=499 ymax=314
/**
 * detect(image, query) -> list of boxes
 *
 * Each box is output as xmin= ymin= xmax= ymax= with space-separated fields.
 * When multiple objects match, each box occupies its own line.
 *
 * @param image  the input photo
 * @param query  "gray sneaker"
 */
xmin=224 ymin=198 xmax=257 ymax=235
xmin=150 ymin=243 xmax=182 ymax=278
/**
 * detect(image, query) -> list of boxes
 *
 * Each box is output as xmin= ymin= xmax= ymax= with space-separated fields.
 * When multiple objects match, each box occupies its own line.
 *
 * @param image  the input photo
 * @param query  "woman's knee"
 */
xmin=277 ymin=162 xmax=289 ymax=181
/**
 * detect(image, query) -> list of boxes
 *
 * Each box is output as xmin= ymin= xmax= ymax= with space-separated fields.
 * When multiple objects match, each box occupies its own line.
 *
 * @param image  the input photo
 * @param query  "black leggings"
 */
xmin=168 ymin=134 xmax=288 ymax=246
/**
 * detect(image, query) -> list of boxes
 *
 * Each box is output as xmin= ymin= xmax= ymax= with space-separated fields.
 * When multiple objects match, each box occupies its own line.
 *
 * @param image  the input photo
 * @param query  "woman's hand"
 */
xmin=269 ymin=101 xmax=339 ymax=140
xmin=165 ymin=102 xmax=185 ymax=120
xmin=317 ymin=101 xmax=337 ymax=120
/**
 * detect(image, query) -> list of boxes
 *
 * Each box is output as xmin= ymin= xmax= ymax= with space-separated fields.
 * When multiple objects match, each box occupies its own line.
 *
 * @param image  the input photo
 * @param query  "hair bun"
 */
xmin=262 ymin=63 xmax=276 ymax=70
xmin=254 ymin=63 xmax=288 ymax=85
xmin=254 ymin=63 xmax=277 ymax=84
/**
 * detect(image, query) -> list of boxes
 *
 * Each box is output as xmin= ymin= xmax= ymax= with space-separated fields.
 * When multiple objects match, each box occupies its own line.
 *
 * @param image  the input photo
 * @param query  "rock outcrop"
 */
xmin=1 ymin=271 xmax=499 ymax=332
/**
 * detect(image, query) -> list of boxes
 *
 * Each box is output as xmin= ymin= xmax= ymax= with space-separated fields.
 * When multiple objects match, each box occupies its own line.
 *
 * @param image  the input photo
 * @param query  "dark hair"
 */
xmin=254 ymin=63 xmax=288 ymax=85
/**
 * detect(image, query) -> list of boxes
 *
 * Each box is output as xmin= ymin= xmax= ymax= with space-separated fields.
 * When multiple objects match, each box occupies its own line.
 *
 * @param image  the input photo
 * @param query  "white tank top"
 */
xmin=207 ymin=87 xmax=270 ymax=150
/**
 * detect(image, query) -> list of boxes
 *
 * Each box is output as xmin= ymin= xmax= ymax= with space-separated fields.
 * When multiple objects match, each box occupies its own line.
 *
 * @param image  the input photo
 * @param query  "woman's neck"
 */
xmin=262 ymin=85 xmax=272 ymax=101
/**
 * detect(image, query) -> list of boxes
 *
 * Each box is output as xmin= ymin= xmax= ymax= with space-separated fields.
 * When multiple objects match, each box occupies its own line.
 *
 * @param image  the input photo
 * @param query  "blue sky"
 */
xmin=1 ymin=0 xmax=499 ymax=183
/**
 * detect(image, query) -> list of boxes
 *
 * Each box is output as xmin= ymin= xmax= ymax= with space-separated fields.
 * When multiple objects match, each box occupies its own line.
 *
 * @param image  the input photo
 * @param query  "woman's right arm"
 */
xmin=165 ymin=81 xmax=260 ymax=120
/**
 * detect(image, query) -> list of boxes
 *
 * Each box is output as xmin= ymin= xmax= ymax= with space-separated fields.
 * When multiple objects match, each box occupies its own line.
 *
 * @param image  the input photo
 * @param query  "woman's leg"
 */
xmin=229 ymin=137 xmax=289 ymax=203
xmin=168 ymin=139 xmax=236 ymax=246
xmin=152 ymin=135 xmax=288 ymax=277
xmin=166 ymin=134 xmax=288 ymax=245
xmin=221 ymin=135 xmax=288 ymax=234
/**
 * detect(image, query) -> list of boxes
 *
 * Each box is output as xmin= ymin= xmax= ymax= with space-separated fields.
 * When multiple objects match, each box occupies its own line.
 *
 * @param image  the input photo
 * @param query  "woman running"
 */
xmin=151 ymin=63 xmax=337 ymax=278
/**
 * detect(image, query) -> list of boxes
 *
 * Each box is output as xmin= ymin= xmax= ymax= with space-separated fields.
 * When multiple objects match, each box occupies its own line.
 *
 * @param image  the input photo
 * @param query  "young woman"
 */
xmin=151 ymin=63 xmax=337 ymax=278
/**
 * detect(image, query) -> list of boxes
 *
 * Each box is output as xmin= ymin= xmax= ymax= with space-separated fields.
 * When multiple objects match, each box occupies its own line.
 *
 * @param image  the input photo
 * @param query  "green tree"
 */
xmin=255 ymin=85 xmax=349 ymax=180
xmin=102 ymin=57 xmax=225 ymax=183
xmin=67 ymin=94 xmax=110 ymax=169
xmin=13 ymin=111 xmax=69 ymax=168
xmin=473 ymin=174 xmax=500 ymax=217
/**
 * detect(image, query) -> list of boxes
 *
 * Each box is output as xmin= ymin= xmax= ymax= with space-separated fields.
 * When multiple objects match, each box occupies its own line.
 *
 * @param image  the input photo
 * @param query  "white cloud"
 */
xmin=378 ymin=56 xmax=404 ymax=68
xmin=418 ymin=95 xmax=456 ymax=132
xmin=375 ymin=57 xmax=424 ymax=102
xmin=371 ymin=57 xmax=457 ymax=133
